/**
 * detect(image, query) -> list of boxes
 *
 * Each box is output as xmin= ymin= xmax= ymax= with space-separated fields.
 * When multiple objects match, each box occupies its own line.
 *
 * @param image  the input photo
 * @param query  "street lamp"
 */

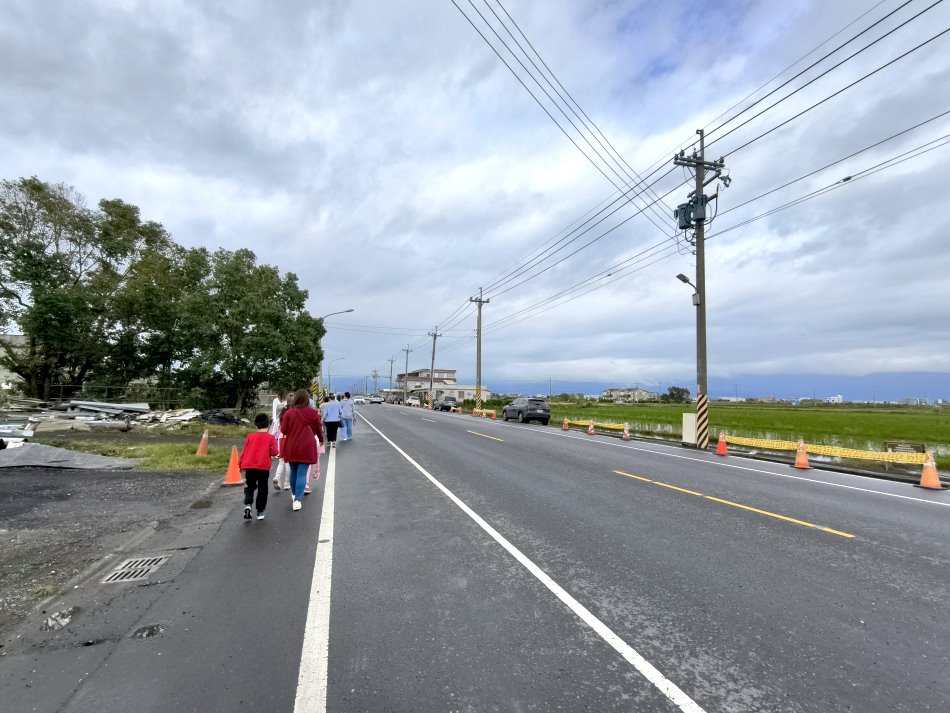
xmin=317 ymin=309 xmax=354 ymax=395
xmin=676 ymin=273 xmax=707 ymax=448
xmin=328 ymin=357 xmax=345 ymax=393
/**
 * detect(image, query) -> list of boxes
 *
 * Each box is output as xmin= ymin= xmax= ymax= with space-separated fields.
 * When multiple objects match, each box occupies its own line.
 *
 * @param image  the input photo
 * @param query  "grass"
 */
xmin=151 ymin=421 xmax=249 ymax=439
xmin=545 ymin=401 xmax=950 ymax=469
xmin=33 ymin=438 xmax=235 ymax=473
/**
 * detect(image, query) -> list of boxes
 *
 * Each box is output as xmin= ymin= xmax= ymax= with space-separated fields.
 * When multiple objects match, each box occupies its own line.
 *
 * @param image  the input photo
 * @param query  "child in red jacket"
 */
xmin=239 ymin=413 xmax=278 ymax=520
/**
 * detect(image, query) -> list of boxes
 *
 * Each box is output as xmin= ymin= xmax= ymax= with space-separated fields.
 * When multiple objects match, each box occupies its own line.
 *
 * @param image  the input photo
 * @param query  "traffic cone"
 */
xmin=587 ymin=422 xmax=595 ymax=436
xmin=622 ymin=424 xmax=630 ymax=441
xmin=716 ymin=432 xmax=728 ymax=456
xmin=793 ymin=439 xmax=810 ymax=469
xmin=195 ymin=429 xmax=209 ymax=457
xmin=222 ymin=446 xmax=243 ymax=486
xmin=915 ymin=451 xmax=946 ymax=490
xmin=481 ymin=410 xmax=487 ymax=419
xmin=562 ymin=418 xmax=569 ymax=431
xmin=491 ymin=411 xmax=496 ymax=420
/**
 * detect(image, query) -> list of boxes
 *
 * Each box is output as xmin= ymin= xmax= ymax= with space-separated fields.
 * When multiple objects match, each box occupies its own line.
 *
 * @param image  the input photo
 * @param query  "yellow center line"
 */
xmin=612 ymin=471 xmax=855 ymax=539
xmin=467 ymin=430 xmax=504 ymax=442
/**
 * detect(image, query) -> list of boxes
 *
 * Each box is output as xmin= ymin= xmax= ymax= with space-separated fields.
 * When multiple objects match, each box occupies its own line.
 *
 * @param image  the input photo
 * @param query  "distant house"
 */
xmin=602 ymin=387 xmax=657 ymax=403
xmin=824 ymin=395 xmax=844 ymax=404
xmin=396 ymin=368 xmax=491 ymax=401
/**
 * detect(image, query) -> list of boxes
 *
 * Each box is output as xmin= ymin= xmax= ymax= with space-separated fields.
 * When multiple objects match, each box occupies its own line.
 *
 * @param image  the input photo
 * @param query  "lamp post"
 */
xmin=318 ymin=309 xmax=353 ymax=396
xmin=328 ymin=357 xmax=345 ymax=394
xmin=676 ymin=273 xmax=707 ymax=448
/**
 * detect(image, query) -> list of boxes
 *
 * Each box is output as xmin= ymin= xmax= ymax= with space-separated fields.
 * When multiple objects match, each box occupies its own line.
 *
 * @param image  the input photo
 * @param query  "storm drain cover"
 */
xmin=102 ymin=556 xmax=170 ymax=584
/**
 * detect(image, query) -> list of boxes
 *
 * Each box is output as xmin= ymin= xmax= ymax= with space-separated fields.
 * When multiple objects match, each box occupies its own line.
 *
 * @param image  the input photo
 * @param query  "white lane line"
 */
xmin=294 ymin=449 xmax=336 ymax=713
xmin=359 ymin=413 xmax=706 ymax=713
xmin=421 ymin=417 xmax=436 ymax=423
xmin=500 ymin=424 xmax=950 ymax=509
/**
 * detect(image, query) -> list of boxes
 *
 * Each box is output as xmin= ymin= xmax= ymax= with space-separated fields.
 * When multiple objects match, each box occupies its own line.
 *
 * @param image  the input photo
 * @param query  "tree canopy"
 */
xmin=0 ymin=176 xmax=324 ymax=407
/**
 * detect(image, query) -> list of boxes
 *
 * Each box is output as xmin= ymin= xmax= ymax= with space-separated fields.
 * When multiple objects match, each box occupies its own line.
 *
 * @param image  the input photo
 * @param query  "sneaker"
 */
xmin=256 ymin=512 xmax=265 ymax=520
xmin=283 ymin=484 xmax=291 ymax=490
xmin=243 ymin=505 xmax=252 ymax=519
xmin=272 ymin=479 xmax=280 ymax=491
xmin=303 ymin=486 xmax=312 ymax=495
xmin=292 ymin=499 xmax=301 ymax=511
xmin=331 ymin=442 xmax=336 ymax=449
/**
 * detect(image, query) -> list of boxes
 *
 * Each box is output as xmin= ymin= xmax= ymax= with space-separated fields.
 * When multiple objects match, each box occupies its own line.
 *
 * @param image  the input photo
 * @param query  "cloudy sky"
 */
xmin=3 ymin=0 xmax=949 ymax=397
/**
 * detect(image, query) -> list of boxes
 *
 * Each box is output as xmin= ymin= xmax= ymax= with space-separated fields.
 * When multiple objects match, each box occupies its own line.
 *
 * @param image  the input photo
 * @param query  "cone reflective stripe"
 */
xmin=562 ymin=418 xmax=569 ymax=431
xmin=222 ymin=446 xmax=243 ymax=486
xmin=587 ymin=422 xmax=595 ymax=436
xmin=916 ymin=451 xmax=945 ymax=490
xmin=195 ymin=429 xmax=209 ymax=457
xmin=622 ymin=423 xmax=630 ymax=441
xmin=793 ymin=438 xmax=810 ymax=469
xmin=716 ymin=432 xmax=728 ymax=456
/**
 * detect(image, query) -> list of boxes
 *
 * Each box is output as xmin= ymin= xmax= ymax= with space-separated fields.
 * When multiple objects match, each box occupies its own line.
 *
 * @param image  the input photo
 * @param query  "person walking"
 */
xmin=340 ymin=391 xmax=354 ymax=442
xmin=321 ymin=393 xmax=343 ymax=448
xmin=280 ymin=389 xmax=325 ymax=511
xmin=239 ymin=413 xmax=278 ymax=520
xmin=273 ymin=394 xmax=293 ymax=491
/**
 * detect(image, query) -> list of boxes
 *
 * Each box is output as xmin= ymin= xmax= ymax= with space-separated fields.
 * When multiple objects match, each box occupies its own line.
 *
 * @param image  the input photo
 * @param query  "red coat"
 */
xmin=239 ymin=431 xmax=278 ymax=470
xmin=280 ymin=406 xmax=324 ymax=464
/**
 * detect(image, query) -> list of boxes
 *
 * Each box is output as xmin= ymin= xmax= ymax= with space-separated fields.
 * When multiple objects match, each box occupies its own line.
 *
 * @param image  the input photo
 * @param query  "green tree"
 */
xmin=661 ymin=385 xmax=691 ymax=403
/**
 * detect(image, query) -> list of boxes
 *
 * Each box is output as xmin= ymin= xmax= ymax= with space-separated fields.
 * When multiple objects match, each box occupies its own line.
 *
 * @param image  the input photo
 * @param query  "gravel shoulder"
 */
xmin=0 ymin=465 xmax=221 ymax=643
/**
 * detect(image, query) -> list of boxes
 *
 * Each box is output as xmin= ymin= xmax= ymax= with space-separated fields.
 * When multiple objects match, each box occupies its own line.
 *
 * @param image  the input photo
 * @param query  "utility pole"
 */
xmin=673 ymin=129 xmax=728 ymax=451
xmin=402 ymin=345 xmax=412 ymax=404
xmin=372 ymin=368 xmax=379 ymax=395
xmin=427 ymin=325 xmax=442 ymax=409
xmin=388 ymin=357 xmax=395 ymax=398
xmin=470 ymin=288 xmax=490 ymax=413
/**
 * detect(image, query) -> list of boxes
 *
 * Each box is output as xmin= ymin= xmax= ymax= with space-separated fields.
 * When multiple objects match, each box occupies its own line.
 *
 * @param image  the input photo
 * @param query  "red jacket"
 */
xmin=239 ymin=431 xmax=278 ymax=470
xmin=280 ymin=406 xmax=324 ymax=464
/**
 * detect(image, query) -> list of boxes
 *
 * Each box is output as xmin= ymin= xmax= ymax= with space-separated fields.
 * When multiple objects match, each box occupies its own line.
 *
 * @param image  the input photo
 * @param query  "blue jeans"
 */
xmin=342 ymin=418 xmax=353 ymax=440
xmin=288 ymin=462 xmax=310 ymax=500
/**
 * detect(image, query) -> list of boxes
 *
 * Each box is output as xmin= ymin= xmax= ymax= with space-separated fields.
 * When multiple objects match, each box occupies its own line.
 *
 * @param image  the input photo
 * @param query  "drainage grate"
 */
xmin=101 ymin=556 xmax=170 ymax=584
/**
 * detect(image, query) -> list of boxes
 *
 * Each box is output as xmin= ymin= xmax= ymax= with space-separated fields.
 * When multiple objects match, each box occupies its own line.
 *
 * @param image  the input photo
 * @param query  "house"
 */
xmin=601 ymin=387 xmax=657 ymax=403
xmin=396 ymin=368 xmax=491 ymax=402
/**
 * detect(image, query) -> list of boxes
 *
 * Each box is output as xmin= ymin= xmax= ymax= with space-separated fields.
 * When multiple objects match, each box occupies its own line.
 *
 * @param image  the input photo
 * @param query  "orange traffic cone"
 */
xmin=587 ymin=422 xmax=595 ymax=436
xmin=222 ymin=446 xmax=243 ymax=486
xmin=195 ymin=429 xmax=209 ymax=457
xmin=622 ymin=424 xmax=630 ymax=441
xmin=481 ymin=410 xmax=487 ymax=419
xmin=793 ymin=439 xmax=810 ymax=469
xmin=491 ymin=411 xmax=496 ymax=420
xmin=716 ymin=432 xmax=728 ymax=456
xmin=562 ymin=418 xmax=569 ymax=431
xmin=915 ymin=451 xmax=946 ymax=490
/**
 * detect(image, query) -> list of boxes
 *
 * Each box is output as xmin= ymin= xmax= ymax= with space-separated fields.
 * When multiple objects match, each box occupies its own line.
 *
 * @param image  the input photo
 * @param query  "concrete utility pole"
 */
xmin=427 ymin=326 xmax=442 ymax=409
xmin=402 ymin=345 xmax=412 ymax=404
xmin=673 ymin=129 xmax=728 ymax=451
xmin=470 ymin=288 xmax=490 ymax=413
xmin=372 ymin=369 xmax=379 ymax=395
xmin=388 ymin=357 xmax=395 ymax=396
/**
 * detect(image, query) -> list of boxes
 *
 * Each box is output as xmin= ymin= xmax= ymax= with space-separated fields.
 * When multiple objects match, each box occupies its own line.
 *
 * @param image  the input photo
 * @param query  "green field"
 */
xmin=474 ymin=399 xmax=950 ymax=469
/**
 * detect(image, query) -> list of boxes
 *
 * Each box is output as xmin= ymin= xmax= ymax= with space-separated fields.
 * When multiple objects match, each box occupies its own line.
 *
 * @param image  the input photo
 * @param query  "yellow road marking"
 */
xmin=467 ymin=430 xmax=504 ymax=442
xmin=612 ymin=471 xmax=854 ymax=539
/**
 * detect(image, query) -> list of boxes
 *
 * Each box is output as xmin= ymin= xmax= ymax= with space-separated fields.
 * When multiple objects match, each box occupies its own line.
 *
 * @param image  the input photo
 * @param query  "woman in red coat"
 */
xmin=280 ymin=389 xmax=325 ymax=511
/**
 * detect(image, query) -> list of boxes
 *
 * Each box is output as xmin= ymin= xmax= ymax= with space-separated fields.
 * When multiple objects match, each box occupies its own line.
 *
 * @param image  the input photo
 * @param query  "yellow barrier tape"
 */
xmin=564 ymin=420 xmax=627 ymax=432
xmin=723 ymin=435 xmax=927 ymax=465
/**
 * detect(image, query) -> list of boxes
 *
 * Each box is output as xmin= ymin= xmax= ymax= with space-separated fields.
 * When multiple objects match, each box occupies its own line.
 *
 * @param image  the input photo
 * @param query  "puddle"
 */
xmin=41 ymin=606 xmax=80 ymax=631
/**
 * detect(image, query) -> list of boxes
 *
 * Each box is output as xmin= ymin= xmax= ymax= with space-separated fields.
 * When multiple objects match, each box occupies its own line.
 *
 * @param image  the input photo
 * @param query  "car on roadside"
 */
xmin=502 ymin=397 xmax=550 ymax=425
xmin=368 ymin=394 xmax=384 ymax=404
xmin=353 ymin=395 xmax=366 ymax=405
xmin=406 ymin=396 xmax=421 ymax=407
xmin=434 ymin=396 xmax=458 ymax=412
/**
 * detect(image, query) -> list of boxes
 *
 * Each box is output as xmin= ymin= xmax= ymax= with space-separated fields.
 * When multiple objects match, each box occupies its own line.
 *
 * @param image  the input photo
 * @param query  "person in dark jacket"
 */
xmin=280 ymin=389 xmax=325 ymax=511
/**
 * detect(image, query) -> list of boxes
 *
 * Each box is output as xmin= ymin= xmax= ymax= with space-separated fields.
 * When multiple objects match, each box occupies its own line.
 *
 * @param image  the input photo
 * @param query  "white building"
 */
xmin=824 ymin=395 xmax=844 ymax=404
xmin=602 ymin=387 xmax=657 ymax=403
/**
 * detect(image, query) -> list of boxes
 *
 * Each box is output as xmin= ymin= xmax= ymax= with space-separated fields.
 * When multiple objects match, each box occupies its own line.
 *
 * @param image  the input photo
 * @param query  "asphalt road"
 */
xmin=3 ymin=404 xmax=948 ymax=712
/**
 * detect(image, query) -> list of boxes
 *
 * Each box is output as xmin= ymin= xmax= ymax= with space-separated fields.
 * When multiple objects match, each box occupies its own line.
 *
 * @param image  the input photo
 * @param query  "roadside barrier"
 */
xmin=562 ymin=418 xmax=569 ymax=431
xmin=472 ymin=409 xmax=496 ymax=419
xmin=222 ymin=446 xmax=242 ymax=486
xmin=587 ymin=422 xmax=595 ymax=435
xmin=563 ymin=419 xmax=627 ymax=436
xmin=723 ymin=434 xmax=932 ymax=465
xmin=622 ymin=424 xmax=630 ymax=441
xmin=716 ymin=432 xmax=727 ymax=456
xmin=793 ymin=439 xmax=810 ymax=469
xmin=195 ymin=429 xmax=209 ymax=457
xmin=916 ymin=452 xmax=947 ymax=490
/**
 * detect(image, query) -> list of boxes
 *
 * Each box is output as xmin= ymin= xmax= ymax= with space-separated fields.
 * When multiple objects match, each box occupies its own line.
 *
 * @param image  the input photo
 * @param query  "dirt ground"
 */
xmin=0 ymin=465 xmax=219 ymax=643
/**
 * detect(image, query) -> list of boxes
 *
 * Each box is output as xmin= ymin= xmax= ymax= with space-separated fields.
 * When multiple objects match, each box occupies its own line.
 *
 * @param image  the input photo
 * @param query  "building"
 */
xmin=395 ymin=368 xmax=491 ymax=402
xmin=824 ymin=395 xmax=844 ymax=404
xmin=601 ymin=387 xmax=657 ymax=403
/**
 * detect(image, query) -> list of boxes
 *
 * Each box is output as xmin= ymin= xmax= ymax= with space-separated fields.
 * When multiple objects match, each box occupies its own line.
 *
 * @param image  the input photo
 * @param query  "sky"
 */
xmin=3 ymin=0 xmax=949 ymax=399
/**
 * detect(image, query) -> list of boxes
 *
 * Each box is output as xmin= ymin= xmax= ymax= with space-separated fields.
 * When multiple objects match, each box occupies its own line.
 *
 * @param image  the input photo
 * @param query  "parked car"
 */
xmin=406 ymin=396 xmax=421 ymax=407
xmin=434 ymin=396 xmax=458 ymax=411
xmin=502 ymin=397 xmax=550 ymax=425
xmin=353 ymin=395 xmax=366 ymax=405
xmin=368 ymin=394 xmax=384 ymax=404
